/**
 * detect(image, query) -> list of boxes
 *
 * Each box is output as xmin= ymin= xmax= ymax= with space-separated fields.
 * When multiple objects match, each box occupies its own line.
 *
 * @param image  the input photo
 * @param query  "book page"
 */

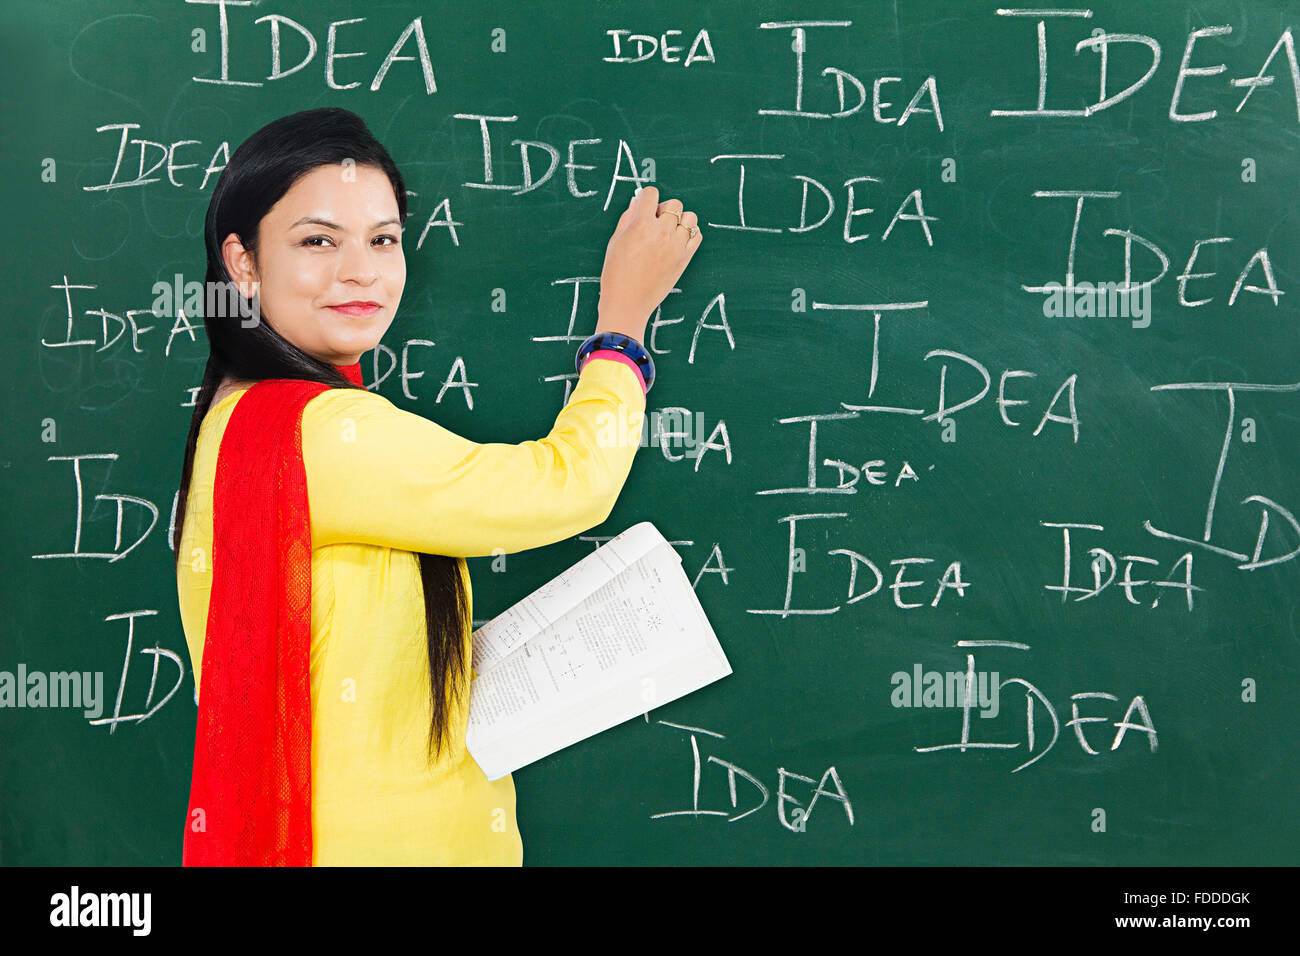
xmin=467 ymin=536 xmax=731 ymax=781
xmin=470 ymin=521 xmax=666 ymax=674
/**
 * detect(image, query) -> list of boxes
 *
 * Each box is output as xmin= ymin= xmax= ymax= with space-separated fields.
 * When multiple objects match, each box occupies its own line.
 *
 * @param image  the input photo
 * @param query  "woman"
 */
xmin=173 ymin=107 xmax=701 ymax=865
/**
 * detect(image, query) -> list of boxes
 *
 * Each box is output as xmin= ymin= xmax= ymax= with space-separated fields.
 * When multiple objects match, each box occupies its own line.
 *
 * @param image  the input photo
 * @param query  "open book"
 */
xmin=466 ymin=521 xmax=732 ymax=781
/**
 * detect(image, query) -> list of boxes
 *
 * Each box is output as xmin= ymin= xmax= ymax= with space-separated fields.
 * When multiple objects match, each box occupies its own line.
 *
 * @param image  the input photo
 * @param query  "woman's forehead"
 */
xmin=266 ymin=165 xmax=398 ymax=227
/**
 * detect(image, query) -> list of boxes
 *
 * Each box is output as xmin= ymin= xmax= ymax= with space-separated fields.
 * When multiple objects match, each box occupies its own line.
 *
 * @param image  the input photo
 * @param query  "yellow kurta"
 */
xmin=176 ymin=358 xmax=646 ymax=865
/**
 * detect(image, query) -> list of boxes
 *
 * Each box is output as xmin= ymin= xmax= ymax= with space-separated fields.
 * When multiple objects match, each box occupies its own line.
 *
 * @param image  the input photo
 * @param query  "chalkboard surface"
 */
xmin=2 ymin=0 xmax=1297 ymax=866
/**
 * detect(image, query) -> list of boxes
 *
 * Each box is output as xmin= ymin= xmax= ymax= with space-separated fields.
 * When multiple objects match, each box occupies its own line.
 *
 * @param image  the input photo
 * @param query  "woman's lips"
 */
xmin=328 ymin=302 xmax=381 ymax=316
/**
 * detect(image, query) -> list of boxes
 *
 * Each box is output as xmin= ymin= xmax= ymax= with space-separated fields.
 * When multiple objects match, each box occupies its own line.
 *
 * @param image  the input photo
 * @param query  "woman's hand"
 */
xmin=596 ymin=186 xmax=702 ymax=341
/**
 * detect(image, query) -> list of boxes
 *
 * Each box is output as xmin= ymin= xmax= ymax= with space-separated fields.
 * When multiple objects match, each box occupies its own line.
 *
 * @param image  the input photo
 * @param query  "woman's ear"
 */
xmin=220 ymin=233 xmax=260 ymax=300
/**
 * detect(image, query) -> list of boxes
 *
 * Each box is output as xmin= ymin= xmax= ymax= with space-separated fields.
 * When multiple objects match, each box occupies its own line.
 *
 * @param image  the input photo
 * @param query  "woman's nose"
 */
xmin=337 ymin=239 xmax=379 ymax=283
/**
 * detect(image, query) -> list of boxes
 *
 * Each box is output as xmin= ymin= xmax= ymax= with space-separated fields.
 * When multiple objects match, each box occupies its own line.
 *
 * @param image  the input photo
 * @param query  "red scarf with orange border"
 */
xmin=183 ymin=361 xmax=364 ymax=866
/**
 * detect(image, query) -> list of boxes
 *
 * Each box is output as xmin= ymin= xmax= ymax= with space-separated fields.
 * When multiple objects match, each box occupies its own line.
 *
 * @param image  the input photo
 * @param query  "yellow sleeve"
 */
xmin=301 ymin=356 xmax=647 ymax=556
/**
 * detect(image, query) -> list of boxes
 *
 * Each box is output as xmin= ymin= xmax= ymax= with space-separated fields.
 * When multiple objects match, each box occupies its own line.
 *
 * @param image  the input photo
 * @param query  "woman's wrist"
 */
xmin=594 ymin=307 xmax=648 ymax=340
xmin=575 ymin=330 xmax=655 ymax=394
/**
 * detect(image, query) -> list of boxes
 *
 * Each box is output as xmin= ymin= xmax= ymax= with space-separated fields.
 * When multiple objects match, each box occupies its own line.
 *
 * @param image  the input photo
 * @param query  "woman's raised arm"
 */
xmin=302 ymin=356 xmax=645 ymax=556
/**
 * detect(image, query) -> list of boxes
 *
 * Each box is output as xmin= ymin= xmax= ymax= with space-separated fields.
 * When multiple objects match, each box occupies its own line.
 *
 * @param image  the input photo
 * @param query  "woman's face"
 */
xmin=221 ymin=163 xmax=405 ymax=366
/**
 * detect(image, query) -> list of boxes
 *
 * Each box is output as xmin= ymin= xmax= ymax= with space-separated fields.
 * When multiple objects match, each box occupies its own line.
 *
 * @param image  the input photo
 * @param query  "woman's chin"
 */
xmin=322 ymin=326 xmax=391 ymax=361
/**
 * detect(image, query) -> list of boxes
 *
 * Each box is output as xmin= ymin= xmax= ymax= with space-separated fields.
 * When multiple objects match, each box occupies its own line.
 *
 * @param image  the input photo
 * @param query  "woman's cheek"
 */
xmin=381 ymin=263 xmax=405 ymax=298
xmin=300 ymin=259 xmax=333 ymax=295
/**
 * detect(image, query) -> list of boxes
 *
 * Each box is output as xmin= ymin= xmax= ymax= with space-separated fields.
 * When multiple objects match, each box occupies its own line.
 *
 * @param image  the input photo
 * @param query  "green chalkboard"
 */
xmin=2 ymin=0 xmax=1298 ymax=866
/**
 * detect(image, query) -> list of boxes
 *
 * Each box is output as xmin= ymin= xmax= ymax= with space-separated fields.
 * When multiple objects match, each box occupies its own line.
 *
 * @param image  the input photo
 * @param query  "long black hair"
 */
xmin=172 ymin=107 xmax=469 ymax=763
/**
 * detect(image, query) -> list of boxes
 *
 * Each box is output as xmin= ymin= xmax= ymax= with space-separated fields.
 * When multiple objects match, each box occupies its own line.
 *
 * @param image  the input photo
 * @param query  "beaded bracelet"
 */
xmin=575 ymin=330 xmax=655 ymax=394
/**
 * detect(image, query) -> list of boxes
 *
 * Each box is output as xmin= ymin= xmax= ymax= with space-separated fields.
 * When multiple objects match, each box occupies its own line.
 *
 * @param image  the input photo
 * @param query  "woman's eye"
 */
xmin=300 ymin=235 xmax=399 ymax=247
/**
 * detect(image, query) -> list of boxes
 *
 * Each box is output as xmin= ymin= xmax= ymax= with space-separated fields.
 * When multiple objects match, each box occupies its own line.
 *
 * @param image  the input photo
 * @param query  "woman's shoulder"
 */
xmin=304 ymin=384 xmax=392 ymax=413
xmin=201 ymin=382 xmax=389 ymax=446
xmin=300 ymin=385 xmax=404 ymax=436
xmin=210 ymin=380 xmax=389 ymax=412
xmin=210 ymin=377 xmax=255 ymax=409
xmin=200 ymin=382 xmax=252 ymax=434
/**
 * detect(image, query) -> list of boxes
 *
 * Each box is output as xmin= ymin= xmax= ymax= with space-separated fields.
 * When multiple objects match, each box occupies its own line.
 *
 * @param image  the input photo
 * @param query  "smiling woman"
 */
xmin=211 ymin=164 xmax=409 ymax=402
xmin=172 ymin=107 xmax=701 ymax=866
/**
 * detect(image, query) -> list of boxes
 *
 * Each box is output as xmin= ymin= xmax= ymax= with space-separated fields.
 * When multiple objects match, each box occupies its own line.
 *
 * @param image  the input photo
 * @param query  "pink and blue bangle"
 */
xmin=575 ymin=331 xmax=655 ymax=394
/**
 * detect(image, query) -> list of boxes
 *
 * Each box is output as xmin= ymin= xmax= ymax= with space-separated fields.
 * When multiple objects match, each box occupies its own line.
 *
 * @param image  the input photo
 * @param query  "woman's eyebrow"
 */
xmin=290 ymin=216 xmax=402 ymax=230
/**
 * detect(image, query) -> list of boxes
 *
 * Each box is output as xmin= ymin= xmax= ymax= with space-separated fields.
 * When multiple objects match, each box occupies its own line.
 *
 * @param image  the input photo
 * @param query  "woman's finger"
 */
xmin=632 ymin=185 xmax=660 ymax=220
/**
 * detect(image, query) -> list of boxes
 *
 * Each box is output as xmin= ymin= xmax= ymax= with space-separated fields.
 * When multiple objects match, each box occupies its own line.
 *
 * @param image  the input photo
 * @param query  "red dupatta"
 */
xmin=183 ymin=361 xmax=364 ymax=867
